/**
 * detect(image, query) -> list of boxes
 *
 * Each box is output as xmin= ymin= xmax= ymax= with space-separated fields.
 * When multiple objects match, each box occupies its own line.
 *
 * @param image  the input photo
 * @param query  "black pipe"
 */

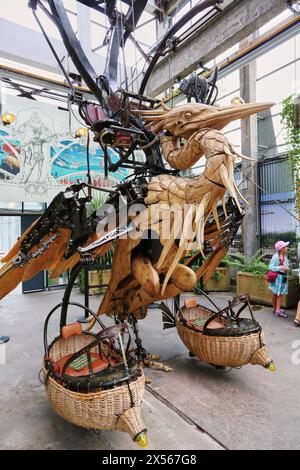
xmin=60 ymin=263 xmax=83 ymax=330
xmin=194 ymin=287 xmax=221 ymax=312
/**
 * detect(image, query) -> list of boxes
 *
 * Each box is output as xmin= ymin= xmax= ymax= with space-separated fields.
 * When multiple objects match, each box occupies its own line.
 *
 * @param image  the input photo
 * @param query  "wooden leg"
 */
xmin=143 ymin=354 xmax=172 ymax=372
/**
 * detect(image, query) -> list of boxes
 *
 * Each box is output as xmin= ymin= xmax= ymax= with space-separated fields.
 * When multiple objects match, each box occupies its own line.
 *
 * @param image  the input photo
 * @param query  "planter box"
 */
xmin=79 ymin=269 xmax=111 ymax=295
xmin=80 ymin=270 xmax=101 ymax=295
xmin=236 ymin=272 xmax=300 ymax=308
xmin=203 ymin=267 xmax=230 ymax=292
xmin=99 ymin=269 xmax=111 ymax=294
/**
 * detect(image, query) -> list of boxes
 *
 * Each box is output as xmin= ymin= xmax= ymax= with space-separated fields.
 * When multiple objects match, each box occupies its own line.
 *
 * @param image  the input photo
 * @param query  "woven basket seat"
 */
xmin=44 ymin=332 xmax=146 ymax=440
xmin=176 ymin=299 xmax=274 ymax=369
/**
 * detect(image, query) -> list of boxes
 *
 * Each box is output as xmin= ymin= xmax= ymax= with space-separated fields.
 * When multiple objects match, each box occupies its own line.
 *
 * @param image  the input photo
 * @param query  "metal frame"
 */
xmin=48 ymin=0 xmax=109 ymax=108
xmin=26 ymin=0 xmax=224 ymax=174
xmin=139 ymin=0 xmax=224 ymax=95
xmin=47 ymin=0 xmax=149 ymax=109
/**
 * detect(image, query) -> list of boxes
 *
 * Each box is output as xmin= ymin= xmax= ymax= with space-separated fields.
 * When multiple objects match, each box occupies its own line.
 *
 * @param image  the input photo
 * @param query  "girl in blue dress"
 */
xmin=268 ymin=240 xmax=289 ymax=318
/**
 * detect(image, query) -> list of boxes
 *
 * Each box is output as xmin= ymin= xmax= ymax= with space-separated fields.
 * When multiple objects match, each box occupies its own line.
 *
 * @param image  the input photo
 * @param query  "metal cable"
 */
xmin=119 ymin=0 xmax=128 ymax=90
xmin=131 ymin=0 xmax=138 ymax=93
xmin=30 ymin=6 xmax=75 ymax=96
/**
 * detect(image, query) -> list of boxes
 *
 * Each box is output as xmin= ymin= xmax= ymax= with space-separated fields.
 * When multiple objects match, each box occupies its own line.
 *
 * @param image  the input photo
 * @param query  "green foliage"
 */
xmin=96 ymin=247 xmax=114 ymax=267
xmin=218 ymin=254 xmax=233 ymax=267
xmin=261 ymin=231 xmax=296 ymax=247
xmin=281 ymin=95 xmax=300 ymax=162
xmin=77 ymin=246 xmax=114 ymax=293
xmin=225 ymin=250 xmax=268 ymax=277
xmin=281 ymin=95 xmax=300 ymax=212
xmin=186 ymin=252 xmax=232 ymax=272
xmin=87 ymin=191 xmax=108 ymax=216
xmin=211 ymin=269 xmax=221 ymax=281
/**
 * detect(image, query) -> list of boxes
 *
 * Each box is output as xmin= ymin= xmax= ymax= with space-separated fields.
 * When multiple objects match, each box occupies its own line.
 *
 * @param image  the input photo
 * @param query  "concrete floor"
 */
xmin=0 ymin=288 xmax=299 ymax=450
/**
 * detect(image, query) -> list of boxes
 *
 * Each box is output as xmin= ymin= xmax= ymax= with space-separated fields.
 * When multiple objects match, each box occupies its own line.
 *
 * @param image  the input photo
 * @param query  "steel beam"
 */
xmin=146 ymin=0 xmax=288 ymax=96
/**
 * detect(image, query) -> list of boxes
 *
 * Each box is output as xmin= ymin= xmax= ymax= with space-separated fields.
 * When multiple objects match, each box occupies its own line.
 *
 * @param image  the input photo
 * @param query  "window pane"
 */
xmin=256 ymin=36 xmax=297 ymax=79
xmin=217 ymin=71 xmax=240 ymax=98
xmin=215 ymin=44 xmax=239 ymax=64
xmin=0 ymin=201 xmax=22 ymax=211
xmin=223 ymin=128 xmax=241 ymax=153
xmin=91 ymin=22 xmax=107 ymax=51
xmin=258 ymin=113 xmax=287 ymax=158
xmin=256 ymin=63 xmax=296 ymax=104
xmin=0 ymin=216 xmax=21 ymax=255
xmin=23 ymin=202 xmax=45 ymax=212
xmin=0 ymin=0 xmax=71 ymax=40
xmin=135 ymin=12 xmax=156 ymax=48
xmin=64 ymin=0 xmax=77 ymax=12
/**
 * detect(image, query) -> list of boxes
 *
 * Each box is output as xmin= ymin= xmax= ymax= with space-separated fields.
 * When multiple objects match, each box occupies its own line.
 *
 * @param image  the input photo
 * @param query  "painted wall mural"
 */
xmin=0 ymin=95 xmax=129 ymax=203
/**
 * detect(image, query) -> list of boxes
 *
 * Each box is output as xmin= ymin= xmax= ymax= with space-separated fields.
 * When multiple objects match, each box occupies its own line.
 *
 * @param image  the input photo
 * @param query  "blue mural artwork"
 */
xmin=50 ymin=140 xmax=128 ymax=186
xmin=0 ymin=129 xmax=21 ymax=177
xmin=0 ymin=106 xmax=129 ymax=202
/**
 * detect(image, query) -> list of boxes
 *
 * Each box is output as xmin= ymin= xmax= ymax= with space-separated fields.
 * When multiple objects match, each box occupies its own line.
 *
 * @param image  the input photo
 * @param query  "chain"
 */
xmin=13 ymin=232 xmax=60 ymax=267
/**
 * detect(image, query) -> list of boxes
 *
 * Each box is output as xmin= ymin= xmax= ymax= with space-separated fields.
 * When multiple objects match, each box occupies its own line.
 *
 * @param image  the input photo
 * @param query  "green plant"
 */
xmin=96 ymin=247 xmax=114 ymax=267
xmin=281 ymin=95 xmax=300 ymax=161
xmin=78 ymin=247 xmax=114 ymax=293
xmin=261 ymin=231 xmax=297 ymax=247
xmin=208 ymin=255 xmax=232 ymax=281
xmin=211 ymin=269 xmax=221 ymax=281
xmin=281 ymin=95 xmax=300 ymax=212
xmin=87 ymin=191 xmax=108 ymax=216
xmin=187 ymin=251 xmax=232 ymax=274
xmin=226 ymin=250 xmax=268 ymax=277
xmin=218 ymin=254 xmax=233 ymax=267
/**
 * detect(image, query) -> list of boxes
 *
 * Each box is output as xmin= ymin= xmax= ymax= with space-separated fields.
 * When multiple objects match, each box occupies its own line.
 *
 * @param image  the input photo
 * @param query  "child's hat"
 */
xmin=275 ymin=240 xmax=289 ymax=251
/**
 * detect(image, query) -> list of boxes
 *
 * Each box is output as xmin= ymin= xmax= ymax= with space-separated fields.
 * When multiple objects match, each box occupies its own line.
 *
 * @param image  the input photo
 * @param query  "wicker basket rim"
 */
xmin=44 ymin=368 xmax=144 ymax=399
xmin=176 ymin=315 xmax=262 ymax=338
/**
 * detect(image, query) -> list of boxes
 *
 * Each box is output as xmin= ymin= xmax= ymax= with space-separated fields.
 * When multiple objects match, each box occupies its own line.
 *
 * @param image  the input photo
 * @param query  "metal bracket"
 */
xmin=78 ymin=225 xmax=134 ymax=254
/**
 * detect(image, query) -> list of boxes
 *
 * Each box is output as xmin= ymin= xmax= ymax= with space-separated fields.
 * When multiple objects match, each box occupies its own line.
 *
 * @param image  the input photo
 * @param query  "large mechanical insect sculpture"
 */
xmin=0 ymin=0 xmax=275 ymax=446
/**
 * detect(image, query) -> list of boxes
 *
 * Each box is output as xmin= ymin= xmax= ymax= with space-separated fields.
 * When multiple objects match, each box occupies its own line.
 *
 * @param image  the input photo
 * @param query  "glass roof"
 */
xmin=0 ymin=2 xmax=297 ymax=96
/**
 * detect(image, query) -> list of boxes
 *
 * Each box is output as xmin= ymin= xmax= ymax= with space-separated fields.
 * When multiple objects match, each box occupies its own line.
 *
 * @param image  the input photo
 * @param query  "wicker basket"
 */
xmin=176 ymin=302 xmax=274 ymax=369
xmin=44 ymin=332 xmax=147 ymax=444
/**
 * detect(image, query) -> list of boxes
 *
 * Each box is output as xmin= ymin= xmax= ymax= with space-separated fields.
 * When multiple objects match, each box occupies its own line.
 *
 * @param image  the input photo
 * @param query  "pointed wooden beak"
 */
xmin=203 ymin=102 xmax=274 ymax=129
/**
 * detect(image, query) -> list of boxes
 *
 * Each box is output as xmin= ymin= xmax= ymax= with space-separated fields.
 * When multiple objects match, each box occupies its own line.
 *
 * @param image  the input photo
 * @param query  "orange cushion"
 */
xmin=61 ymin=322 xmax=82 ymax=339
xmin=184 ymin=298 xmax=198 ymax=309
xmin=187 ymin=320 xmax=204 ymax=331
xmin=54 ymin=352 xmax=116 ymax=377
xmin=187 ymin=319 xmax=224 ymax=331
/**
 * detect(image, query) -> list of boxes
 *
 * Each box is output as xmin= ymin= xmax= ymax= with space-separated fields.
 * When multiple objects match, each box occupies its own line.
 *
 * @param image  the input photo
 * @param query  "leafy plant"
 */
xmin=186 ymin=251 xmax=232 ymax=273
xmin=78 ymin=246 xmax=114 ymax=294
xmin=96 ymin=247 xmax=114 ymax=267
xmin=87 ymin=191 xmax=108 ymax=216
xmin=211 ymin=269 xmax=221 ymax=281
xmin=281 ymin=95 xmax=300 ymax=160
xmin=225 ymin=250 xmax=268 ymax=277
xmin=218 ymin=254 xmax=233 ymax=268
xmin=261 ymin=231 xmax=296 ymax=247
xmin=281 ymin=95 xmax=300 ymax=213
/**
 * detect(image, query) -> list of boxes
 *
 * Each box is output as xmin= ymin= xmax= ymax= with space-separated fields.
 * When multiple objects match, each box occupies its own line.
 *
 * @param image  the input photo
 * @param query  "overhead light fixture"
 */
xmin=75 ymin=127 xmax=88 ymax=138
xmin=231 ymin=96 xmax=245 ymax=105
xmin=1 ymin=112 xmax=16 ymax=126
